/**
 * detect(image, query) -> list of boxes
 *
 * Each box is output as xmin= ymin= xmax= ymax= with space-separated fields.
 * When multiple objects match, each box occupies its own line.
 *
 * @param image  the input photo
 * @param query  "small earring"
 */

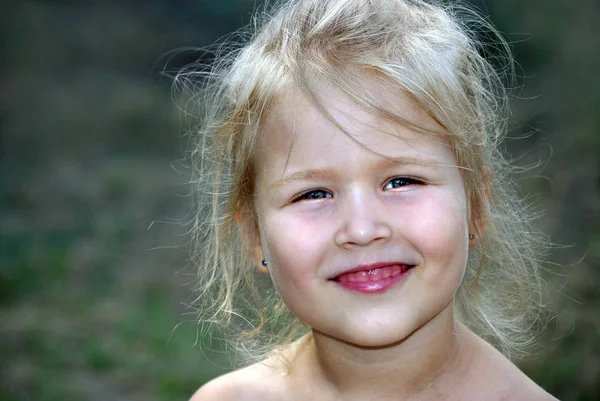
xmin=261 ymin=260 xmax=267 ymax=266
xmin=469 ymin=234 xmax=476 ymax=240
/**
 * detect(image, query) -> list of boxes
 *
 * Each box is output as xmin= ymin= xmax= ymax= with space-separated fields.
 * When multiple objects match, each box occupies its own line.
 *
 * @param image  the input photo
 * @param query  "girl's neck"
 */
xmin=294 ymin=305 xmax=475 ymax=400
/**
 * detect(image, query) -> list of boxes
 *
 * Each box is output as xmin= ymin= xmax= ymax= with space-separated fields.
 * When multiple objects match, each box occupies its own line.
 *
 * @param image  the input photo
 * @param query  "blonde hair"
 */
xmin=178 ymin=0 xmax=547 ymax=365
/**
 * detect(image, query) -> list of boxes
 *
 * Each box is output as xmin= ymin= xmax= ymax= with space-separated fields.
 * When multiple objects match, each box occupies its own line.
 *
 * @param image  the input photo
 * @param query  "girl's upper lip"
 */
xmin=329 ymin=261 xmax=414 ymax=279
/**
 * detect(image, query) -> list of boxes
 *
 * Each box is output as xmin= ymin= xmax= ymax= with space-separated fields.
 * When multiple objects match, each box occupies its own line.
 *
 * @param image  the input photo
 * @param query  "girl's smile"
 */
xmin=252 ymin=82 xmax=470 ymax=348
xmin=330 ymin=262 xmax=415 ymax=294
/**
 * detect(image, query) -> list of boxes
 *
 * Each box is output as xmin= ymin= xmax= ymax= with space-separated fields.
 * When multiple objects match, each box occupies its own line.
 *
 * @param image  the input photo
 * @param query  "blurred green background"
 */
xmin=0 ymin=0 xmax=598 ymax=400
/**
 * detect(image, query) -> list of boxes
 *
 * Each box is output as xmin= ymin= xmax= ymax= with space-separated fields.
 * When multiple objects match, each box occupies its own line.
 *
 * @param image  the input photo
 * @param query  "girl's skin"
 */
xmin=192 ymin=81 xmax=556 ymax=400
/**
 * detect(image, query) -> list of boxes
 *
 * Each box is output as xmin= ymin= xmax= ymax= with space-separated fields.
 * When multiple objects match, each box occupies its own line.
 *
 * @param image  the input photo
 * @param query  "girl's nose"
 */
xmin=334 ymin=190 xmax=393 ymax=249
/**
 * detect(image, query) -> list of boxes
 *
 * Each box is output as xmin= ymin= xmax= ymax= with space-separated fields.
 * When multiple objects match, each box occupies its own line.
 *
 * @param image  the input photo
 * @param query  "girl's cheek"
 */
xmin=273 ymin=217 xmax=324 ymax=254
xmin=263 ymin=214 xmax=329 ymax=277
xmin=409 ymin=191 xmax=469 ymax=246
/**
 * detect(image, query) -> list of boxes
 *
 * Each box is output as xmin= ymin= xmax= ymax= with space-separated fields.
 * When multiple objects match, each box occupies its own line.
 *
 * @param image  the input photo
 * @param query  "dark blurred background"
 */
xmin=0 ymin=0 xmax=598 ymax=400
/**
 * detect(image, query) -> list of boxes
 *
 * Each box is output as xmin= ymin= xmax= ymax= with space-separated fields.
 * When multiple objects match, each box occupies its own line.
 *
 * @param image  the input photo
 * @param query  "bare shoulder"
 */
xmin=190 ymin=361 xmax=284 ymax=401
xmin=465 ymin=331 xmax=559 ymax=400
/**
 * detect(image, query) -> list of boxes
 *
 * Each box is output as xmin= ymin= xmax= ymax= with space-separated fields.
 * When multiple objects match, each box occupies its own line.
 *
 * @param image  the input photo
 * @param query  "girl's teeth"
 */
xmin=353 ymin=271 xmax=368 ymax=282
xmin=368 ymin=269 xmax=383 ymax=281
xmin=337 ymin=265 xmax=408 ymax=282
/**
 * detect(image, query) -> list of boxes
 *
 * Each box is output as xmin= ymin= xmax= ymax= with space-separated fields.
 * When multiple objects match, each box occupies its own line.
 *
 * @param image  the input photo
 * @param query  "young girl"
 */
xmin=183 ymin=0 xmax=556 ymax=399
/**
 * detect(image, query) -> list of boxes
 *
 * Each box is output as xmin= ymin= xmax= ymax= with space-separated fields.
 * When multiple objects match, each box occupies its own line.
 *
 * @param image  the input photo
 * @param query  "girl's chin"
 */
xmin=313 ymin=327 xmax=417 ymax=349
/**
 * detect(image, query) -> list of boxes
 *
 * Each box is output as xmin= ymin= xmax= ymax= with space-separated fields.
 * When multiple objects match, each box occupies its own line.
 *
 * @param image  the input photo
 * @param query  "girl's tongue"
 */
xmin=336 ymin=265 xmax=408 ymax=282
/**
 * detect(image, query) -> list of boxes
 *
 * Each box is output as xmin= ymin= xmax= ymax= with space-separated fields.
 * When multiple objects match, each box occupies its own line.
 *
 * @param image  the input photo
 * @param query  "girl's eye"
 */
xmin=383 ymin=177 xmax=421 ymax=190
xmin=295 ymin=189 xmax=332 ymax=202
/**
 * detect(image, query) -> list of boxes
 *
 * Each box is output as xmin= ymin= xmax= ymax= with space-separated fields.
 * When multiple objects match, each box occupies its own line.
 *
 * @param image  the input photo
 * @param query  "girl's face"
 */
xmin=252 ymin=84 xmax=470 ymax=347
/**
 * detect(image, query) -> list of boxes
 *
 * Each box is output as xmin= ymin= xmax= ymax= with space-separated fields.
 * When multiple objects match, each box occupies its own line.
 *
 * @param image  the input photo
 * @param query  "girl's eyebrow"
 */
xmin=268 ymin=156 xmax=443 ymax=195
xmin=268 ymin=168 xmax=338 ymax=196
xmin=376 ymin=156 xmax=443 ymax=170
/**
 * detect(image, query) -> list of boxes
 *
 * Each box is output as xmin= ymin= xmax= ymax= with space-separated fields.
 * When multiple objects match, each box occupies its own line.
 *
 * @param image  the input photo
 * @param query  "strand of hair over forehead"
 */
xmin=178 ymin=0 xmax=549 ymax=366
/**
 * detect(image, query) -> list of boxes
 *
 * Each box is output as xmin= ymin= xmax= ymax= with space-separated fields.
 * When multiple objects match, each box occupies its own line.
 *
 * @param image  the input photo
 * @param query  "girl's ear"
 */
xmin=236 ymin=211 xmax=269 ymax=275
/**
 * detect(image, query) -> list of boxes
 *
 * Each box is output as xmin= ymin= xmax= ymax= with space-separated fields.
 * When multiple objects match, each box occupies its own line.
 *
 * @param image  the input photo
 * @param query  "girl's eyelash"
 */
xmin=293 ymin=189 xmax=332 ymax=202
xmin=383 ymin=176 xmax=423 ymax=190
xmin=293 ymin=177 xmax=422 ymax=201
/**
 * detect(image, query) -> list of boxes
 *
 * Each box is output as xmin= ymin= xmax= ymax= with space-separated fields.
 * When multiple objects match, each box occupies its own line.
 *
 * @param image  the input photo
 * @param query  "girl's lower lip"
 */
xmin=332 ymin=268 xmax=411 ymax=294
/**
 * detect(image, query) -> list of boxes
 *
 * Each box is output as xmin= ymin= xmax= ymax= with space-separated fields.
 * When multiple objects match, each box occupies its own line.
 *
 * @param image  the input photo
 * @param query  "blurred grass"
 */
xmin=1 ymin=0 xmax=598 ymax=400
xmin=0 ymin=157 xmax=231 ymax=400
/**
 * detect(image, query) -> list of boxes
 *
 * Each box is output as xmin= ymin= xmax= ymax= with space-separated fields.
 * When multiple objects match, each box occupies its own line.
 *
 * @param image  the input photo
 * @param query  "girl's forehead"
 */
xmin=265 ymin=77 xmax=444 ymax=134
xmin=255 ymin=84 xmax=457 ymax=175
xmin=259 ymin=82 xmax=451 ymax=160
